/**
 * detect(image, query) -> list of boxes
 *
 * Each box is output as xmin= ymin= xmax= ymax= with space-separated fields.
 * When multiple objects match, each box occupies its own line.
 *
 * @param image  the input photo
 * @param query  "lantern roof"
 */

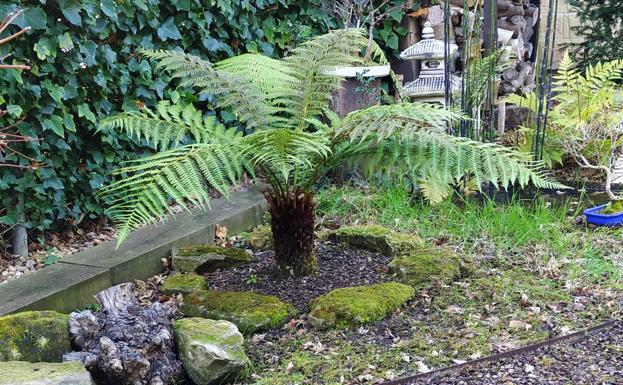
xmin=400 ymin=22 xmax=457 ymax=61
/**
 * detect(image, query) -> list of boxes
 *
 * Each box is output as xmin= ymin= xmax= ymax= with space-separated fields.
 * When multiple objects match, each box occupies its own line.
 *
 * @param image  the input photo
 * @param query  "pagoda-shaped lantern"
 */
xmin=400 ymin=22 xmax=460 ymax=104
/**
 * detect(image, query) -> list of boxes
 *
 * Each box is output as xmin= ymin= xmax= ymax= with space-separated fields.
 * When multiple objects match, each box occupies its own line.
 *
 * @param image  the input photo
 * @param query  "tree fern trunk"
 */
xmin=266 ymin=191 xmax=317 ymax=277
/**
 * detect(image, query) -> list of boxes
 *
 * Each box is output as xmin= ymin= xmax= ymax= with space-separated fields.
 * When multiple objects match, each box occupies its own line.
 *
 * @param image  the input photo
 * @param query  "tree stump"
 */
xmin=67 ymin=283 xmax=184 ymax=385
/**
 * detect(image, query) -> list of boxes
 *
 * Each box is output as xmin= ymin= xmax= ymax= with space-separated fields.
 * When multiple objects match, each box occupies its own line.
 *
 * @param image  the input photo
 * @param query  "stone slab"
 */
xmin=61 ymin=188 xmax=266 ymax=284
xmin=0 ymin=263 xmax=112 ymax=315
xmin=0 ymin=189 xmax=266 ymax=316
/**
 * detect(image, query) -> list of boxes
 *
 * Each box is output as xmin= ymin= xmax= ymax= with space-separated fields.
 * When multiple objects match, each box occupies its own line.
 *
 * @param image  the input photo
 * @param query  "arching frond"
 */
xmin=331 ymin=130 xmax=567 ymax=202
xmin=283 ymin=29 xmax=368 ymax=129
xmin=215 ymin=54 xmax=297 ymax=101
xmin=99 ymin=101 xmax=234 ymax=150
xmin=140 ymin=49 xmax=276 ymax=131
xmin=335 ymin=102 xmax=461 ymax=142
xmin=101 ymin=143 xmax=245 ymax=245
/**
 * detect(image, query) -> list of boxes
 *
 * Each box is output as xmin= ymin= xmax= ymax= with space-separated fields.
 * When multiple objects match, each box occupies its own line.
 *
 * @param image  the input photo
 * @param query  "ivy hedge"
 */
xmin=0 ymin=0 xmax=409 ymax=236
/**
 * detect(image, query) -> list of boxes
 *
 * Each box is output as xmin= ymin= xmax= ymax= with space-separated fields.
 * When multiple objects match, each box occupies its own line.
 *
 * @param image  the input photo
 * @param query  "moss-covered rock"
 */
xmin=180 ymin=290 xmax=297 ymax=334
xmin=328 ymin=225 xmax=422 ymax=257
xmin=388 ymin=248 xmax=461 ymax=288
xmin=160 ymin=273 xmax=206 ymax=295
xmin=0 ymin=311 xmax=71 ymax=363
xmin=245 ymin=225 xmax=273 ymax=251
xmin=0 ymin=361 xmax=93 ymax=385
xmin=174 ymin=318 xmax=249 ymax=385
xmin=308 ymin=282 xmax=415 ymax=328
xmin=172 ymin=244 xmax=252 ymax=273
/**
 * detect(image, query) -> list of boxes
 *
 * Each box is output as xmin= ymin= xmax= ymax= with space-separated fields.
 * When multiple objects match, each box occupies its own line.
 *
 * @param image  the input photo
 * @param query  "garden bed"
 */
xmin=208 ymin=242 xmax=393 ymax=310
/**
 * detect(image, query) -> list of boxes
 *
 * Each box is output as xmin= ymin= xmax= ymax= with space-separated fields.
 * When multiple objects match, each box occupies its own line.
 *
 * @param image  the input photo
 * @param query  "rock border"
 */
xmin=0 ymin=189 xmax=267 ymax=316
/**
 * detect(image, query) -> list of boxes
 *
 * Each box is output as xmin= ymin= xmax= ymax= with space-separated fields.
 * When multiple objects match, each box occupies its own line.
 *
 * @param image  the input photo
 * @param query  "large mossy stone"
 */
xmin=160 ymin=273 xmax=206 ymax=295
xmin=328 ymin=225 xmax=422 ymax=257
xmin=173 ymin=318 xmax=249 ymax=385
xmin=172 ymin=244 xmax=252 ymax=273
xmin=244 ymin=225 xmax=273 ymax=251
xmin=0 ymin=311 xmax=71 ymax=363
xmin=180 ymin=290 xmax=296 ymax=334
xmin=0 ymin=361 xmax=93 ymax=385
xmin=308 ymin=282 xmax=415 ymax=328
xmin=388 ymin=248 xmax=461 ymax=288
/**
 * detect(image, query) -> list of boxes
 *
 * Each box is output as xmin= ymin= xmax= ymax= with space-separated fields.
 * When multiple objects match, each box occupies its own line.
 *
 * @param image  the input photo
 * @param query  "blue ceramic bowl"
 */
xmin=584 ymin=204 xmax=623 ymax=226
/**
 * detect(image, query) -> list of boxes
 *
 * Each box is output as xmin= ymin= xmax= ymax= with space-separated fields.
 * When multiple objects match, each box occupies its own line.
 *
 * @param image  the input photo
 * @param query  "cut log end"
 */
xmin=68 ymin=283 xmax=183 ymax=385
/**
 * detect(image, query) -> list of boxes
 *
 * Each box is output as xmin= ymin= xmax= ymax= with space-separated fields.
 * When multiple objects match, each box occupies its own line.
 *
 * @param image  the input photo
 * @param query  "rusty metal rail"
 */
xmin=379 ymin=319 xmax=620 ymax=385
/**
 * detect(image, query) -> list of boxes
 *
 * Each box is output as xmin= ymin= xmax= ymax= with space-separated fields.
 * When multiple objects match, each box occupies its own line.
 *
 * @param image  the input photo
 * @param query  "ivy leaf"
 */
xmin=58 ymin=32 xmax=74 ymax=51
xmin=14 ymin=7 xmax=47 ymax=30
xmin=78 ymin=103 xmax=97 ymax=124
xmin=42 ymin=116 xmax=65 ymax=137
xmin=43 ymin=176 xmax=64 ymax=190
xmin=60 ymin=0 xmax=83 ymax=26
xmin=157 ymin=17 xmax=182 ymax=41
xmin=100 ymin=0 xmax=118 ymax=22
xmin=386 ymin=35 xmax=399 ymax=50
xmin=6 ymin=105 xmax=22 ymax=117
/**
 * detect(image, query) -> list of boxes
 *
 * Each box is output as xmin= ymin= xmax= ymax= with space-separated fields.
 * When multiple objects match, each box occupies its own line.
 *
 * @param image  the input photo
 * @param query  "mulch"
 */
xmin=405 ymin=320 xmax=623 ymax=385
xmin=206 ymin=241 xmax=393 ymax=310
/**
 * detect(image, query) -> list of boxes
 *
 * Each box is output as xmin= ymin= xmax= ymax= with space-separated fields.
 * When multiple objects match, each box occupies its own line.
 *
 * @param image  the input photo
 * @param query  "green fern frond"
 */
xmin=140 ymin=49 xmax=276 ymax=131
xmin=99 ymin=101 xmax=233 ymax=150
xmin=215 ymin=54 xmax=298 ymax=119
xmin=336 ymin=102 xmax=461 ymax=142
xmin=283 ymin=29 xmax=368 ymax=129
xmin=332 ymin=131 xmax=567 ymax=202
xmin=100 ymin=143 xmax=244 ymax=245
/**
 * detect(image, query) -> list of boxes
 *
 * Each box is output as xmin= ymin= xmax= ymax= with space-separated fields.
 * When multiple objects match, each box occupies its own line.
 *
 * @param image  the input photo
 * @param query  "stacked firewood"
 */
xmin=447 ymin=0 xmax=539 ymax=96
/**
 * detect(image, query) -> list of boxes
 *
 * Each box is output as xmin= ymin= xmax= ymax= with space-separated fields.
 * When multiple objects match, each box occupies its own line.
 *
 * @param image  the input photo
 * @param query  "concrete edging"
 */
xmin=0 ymin=189 xmax=267 ymax=316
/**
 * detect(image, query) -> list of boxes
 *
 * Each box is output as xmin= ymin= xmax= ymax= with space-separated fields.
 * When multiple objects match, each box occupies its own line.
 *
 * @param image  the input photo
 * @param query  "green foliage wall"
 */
xmin=566 ymin=0 xmax=623 ymax=66
xmin=0 ymin=0 xmax=335 ymax=232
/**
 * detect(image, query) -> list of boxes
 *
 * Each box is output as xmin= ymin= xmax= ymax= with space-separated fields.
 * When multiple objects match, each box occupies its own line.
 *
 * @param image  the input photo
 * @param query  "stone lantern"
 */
xmin=400 ymin=22 xmax=460 ymax=104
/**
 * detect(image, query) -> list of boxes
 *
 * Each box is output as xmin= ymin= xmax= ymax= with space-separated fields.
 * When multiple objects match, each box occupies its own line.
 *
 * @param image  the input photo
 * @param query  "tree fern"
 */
xmin=101 ymin=30 xmax=564 ymax=252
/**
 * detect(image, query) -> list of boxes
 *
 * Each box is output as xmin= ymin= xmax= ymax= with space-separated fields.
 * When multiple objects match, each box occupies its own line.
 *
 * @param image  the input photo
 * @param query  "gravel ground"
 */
xmin=207 ymin=241 xmax=392 ymax=310
xmin=406 ymin=320 xmax=623 ymax=385
xmin=0 ymin=255 xmax=42 ymax=283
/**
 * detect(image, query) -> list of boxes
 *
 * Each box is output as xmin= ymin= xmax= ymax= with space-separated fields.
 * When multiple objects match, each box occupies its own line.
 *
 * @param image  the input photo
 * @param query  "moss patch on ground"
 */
xmin=160 ymin=273 xmax=206 ymax=295
xmin=0 ymin=361 xmax=92 ymax=384
xmin=0 ymin=311 xmax=71 ymax=363
xmin=388 ymin=247 xmax=462 ymax=288
xmin=180 ymin=290 xmax=297 ymax=334
xmin=328 ymin=225 xmax=423 ymax=257
xmin=309 ymin=282 xmax=415 ymax=328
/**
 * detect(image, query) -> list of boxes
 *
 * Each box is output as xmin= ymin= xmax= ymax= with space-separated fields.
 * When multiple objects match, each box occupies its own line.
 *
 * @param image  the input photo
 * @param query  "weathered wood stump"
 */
xmin=67 ymin=283 xmax=184 ymax=385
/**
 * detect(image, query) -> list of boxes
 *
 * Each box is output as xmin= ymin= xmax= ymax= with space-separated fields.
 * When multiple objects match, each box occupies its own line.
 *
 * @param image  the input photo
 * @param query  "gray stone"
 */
xmin=173 ymin=318 xmax=249 ymax=385
xmin=0 ymin=361 xmax=93 ymax=385
xmin=245 ymin=225 xmax=273 ymax=251
xmin=172 ymin=245 xmax=252 ymax=274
